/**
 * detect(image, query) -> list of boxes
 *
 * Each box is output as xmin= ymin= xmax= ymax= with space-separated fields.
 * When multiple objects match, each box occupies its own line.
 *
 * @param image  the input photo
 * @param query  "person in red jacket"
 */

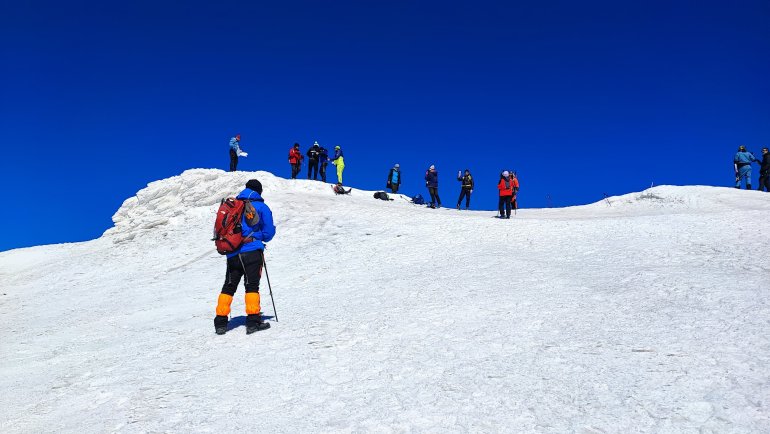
xmin=288 ymin=143 xmax=303 ymax=179
xmin=497 ymin=170 xmax=519 ymax=218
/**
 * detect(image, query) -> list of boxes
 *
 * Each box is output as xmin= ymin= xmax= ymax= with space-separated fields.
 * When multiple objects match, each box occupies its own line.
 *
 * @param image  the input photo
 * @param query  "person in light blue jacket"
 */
xmin=229 ymin=134 xmax=242 ymax=172
xmin=214 ymin=179 xmax=276 ymax=335
xmin=734 ymin=145 xmax=760 ymax=189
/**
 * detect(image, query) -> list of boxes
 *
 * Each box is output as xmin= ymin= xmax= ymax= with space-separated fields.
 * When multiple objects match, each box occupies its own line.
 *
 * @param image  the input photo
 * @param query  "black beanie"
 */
xmin=246 ymin=179 xmax=263 ymax=194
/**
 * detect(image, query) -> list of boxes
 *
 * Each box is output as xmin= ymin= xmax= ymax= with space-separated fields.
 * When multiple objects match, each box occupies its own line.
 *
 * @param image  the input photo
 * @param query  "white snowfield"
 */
xmin=1 ymin=169 xmax=769 ymax=433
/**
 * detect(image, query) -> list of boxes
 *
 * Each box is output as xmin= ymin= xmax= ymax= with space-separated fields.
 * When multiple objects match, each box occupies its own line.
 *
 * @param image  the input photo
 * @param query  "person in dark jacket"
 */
xmin=214 ymin=179 xmax=276 ymax=335
xmin=387 ymin=164 xmax=402 ymax=193
xmin=734 ymin=145 xmax=760 ymax=189
xmin=307 ymin=141 xmax=321 ymax=180
xmin=424 ymin=165 xmax=440 ymax=208
xmin=456 ymin=169 xmax=474 ymax=210
xmin=318 ymin=146 xmax=329 ymax=182
xmin=759 ymin=147 xmax=770 ymax=192
xmin=289 ymin=143 xmax=303 ymax=179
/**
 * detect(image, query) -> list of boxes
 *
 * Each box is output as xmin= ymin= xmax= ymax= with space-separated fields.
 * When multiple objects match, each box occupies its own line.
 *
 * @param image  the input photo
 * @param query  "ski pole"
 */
xmin=262 ymin=253 xmax=278 ymax=321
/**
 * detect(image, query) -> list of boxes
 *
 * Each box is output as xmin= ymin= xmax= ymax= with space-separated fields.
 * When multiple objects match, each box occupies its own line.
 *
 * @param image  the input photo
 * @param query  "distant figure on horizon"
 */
xmin=289 ymin=143 xmax=303 ymax=179
xmin=214 ymin=179 xmax=275 ymax=335
xmin=318 ymin=145 xmax=329 ymax=182
xmin=734 ymin=145 xmax=760 ymax=190
xmin=497 ymin=170 xmax=518 ymax=219
xmin=758 ymin=147 xmax=769 ymax=192
xmin=229 ymin=134 xmax=243 ymax=172
xmin=425 ymin=165 xmax=440 ymax=208
xmin=331 ymin=145 xmax=345 ymax=184
xmin=387 ymin=164 xmax=401 ymax=194
xmin=307 ymin=141 xmax=321 ymax=180
xmin=456 ymin=169 xmax=474 ymax=210
xmin=511 ymin=172 xmax=520 ymax=213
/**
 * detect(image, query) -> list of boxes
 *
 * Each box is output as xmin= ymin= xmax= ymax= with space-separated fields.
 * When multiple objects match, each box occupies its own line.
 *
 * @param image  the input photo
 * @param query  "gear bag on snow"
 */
xmin=411 ymin=194 xmax=425 ymax=205
xmin=373 ymin=191 xmax=391 ymax=201
xmin=212 ymin=198 xmax=258 ymax=255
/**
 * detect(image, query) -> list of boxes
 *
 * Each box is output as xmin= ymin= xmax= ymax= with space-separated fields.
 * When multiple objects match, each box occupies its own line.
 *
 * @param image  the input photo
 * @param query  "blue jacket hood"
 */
xmin=237 ymin=188 xmax=264 ymax=201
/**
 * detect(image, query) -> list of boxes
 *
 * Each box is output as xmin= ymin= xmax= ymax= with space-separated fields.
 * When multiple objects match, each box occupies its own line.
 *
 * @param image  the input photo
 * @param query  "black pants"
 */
xmin=389 ymin=184 xmax=399 ymax=194
xmin=759 ymin=171 xmax=769 ymax=192
xmin=499 ymin=196 xmax=512 ymax=217
xmin=320 ymin=163 xmax=328 ymax=182
xmin=291 ymin=163 xmax=301 ymax=179
xmin=308 ymin=160 xmax=319 ymax=179
xmin=229 ymin=149 xmax=238 ymax=172
xmin=428 ymin=187 xmax=441 ymax=207
xmin=221 ymin=250 xmax=264 ymax=296
xmin=457 ymin=189 xmax=471 ymax=208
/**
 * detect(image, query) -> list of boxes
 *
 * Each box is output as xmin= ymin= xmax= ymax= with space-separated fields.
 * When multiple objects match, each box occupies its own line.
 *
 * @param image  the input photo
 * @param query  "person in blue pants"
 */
xmin=734 ymin=145 xmax=760 ymax=189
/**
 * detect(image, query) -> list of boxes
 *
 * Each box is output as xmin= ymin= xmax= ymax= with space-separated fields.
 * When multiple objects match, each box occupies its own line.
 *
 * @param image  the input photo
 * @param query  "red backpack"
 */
xmin=213 ymin=198 xmax=248 ymax=255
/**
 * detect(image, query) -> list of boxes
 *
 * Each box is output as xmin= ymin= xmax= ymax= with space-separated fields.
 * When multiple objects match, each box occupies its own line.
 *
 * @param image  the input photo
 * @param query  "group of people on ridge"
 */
xmin=229 ymin=136 xmax=346 ymax=186
xmin=387 ymin=164 xmax=516 ymax=215
xmin=287 ymin=142 xmax=344 ymax=184
xmin=734 ymin=145 xmax=770 ymax=191
xmin=290 ymin=142 xmax=345 ymax=184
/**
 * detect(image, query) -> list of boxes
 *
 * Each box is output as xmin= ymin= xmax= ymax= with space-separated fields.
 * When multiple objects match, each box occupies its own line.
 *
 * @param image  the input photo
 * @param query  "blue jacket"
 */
xmin=332 ymin=148 xmax=344 ymax=161
xmin=734 ymin=151 xmax=758 ymax=165
xmin=226 ymin=188 xmax=276 ymax=258
xmin=425 ymin=169 xmax=438 ymax=188
xmin=319 ymin=147 xmax=329 ymax=164
xmin=229 ymin=137 xmax=241 ymax=152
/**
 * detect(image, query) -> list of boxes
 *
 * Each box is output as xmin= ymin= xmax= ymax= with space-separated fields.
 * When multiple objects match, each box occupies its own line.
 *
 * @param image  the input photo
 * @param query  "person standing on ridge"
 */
xmin=331 ymin=145 xmax=345 ymax=184
xmin=497 ymin=170 xmax=518 ymax=218
xmin=229 ymin=134 xmax=243 ymax=172
xmin=307 ymin=141 xmax=321 ymax=180
xmin=318 ymin=145 xmax=329 ymax=182
xmin=425 ymin=165 xmax=441 ymax=208
xmin=510 ymin=172 xmax=520 ymax=213
xmin=387 ymin=164 xmax=402 ymax=194
xmin=214 ymin=179 xmax=276 ymax=335
xmin=289 ymin=143 xmax=303 ymax=179
xmin=757 ymin=147 xmax=770 ymax=192
xmin=734 ymin=145 xmax=760 ymax=190
xmin=456 ymin=169 xmax=474 ymax=210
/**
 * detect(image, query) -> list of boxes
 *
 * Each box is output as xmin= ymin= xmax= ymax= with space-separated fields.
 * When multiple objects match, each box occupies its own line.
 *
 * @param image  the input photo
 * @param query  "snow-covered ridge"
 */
xmin=2 ymin=168 xmax=769 ymax=432
xmin=104 ymin=169 xmax=359 ymax=242
xmin=106 ymin=169 xmax=770 ymax=240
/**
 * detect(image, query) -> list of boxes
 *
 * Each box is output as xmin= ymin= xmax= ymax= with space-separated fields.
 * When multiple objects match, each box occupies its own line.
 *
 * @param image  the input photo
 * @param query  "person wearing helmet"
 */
xmin=759 ymin=147 xmax=770 ymax=192
xmin=456 ymin=169 xmax=474 ymax=210
xmin=229 ymin=134 xmax=242 ymax=172
xmin=331 ymin=145 xmax=345 ymax=184
xmin=734 ymin=145 xmax=760 ymax=189
xmin=306 ymin=141 xmax=321 ymax=180
xmin=289 ymin=143 xmax=303 ymax=179
xmin=387 ymin=163 xmax=402 ymax=193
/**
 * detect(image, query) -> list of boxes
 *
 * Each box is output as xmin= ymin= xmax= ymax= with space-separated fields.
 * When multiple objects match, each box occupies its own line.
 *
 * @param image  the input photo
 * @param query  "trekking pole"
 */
xmin=262 ymin=253 xmax=278 ymax=321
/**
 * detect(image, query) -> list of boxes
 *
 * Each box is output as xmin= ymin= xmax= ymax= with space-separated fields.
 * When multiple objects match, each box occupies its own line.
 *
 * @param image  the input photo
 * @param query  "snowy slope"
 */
xmin=1 ymin=169 xmax=769 ymax=433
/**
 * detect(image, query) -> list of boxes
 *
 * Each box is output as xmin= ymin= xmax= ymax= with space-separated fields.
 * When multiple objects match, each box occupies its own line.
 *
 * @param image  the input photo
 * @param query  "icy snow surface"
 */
xmin=1 ymin=169 xmax=769 ymax=433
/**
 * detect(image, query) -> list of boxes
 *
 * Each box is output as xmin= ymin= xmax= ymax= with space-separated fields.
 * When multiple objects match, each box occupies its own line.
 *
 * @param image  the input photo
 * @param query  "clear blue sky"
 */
xmin=1 ymin=0 xmax=768 ymax=251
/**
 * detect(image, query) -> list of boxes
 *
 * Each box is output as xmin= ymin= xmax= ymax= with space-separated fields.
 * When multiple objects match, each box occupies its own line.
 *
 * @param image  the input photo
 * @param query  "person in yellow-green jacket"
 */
xmin=331 ymin=145 xmax=345 ymax=184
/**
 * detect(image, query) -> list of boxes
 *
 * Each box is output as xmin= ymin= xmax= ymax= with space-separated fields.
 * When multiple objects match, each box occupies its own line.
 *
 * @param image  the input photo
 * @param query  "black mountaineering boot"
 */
xmin=214 ymin=315 xmax=228 ymax=335
xmin=246 ymin=314 xmax=271 ymax=334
